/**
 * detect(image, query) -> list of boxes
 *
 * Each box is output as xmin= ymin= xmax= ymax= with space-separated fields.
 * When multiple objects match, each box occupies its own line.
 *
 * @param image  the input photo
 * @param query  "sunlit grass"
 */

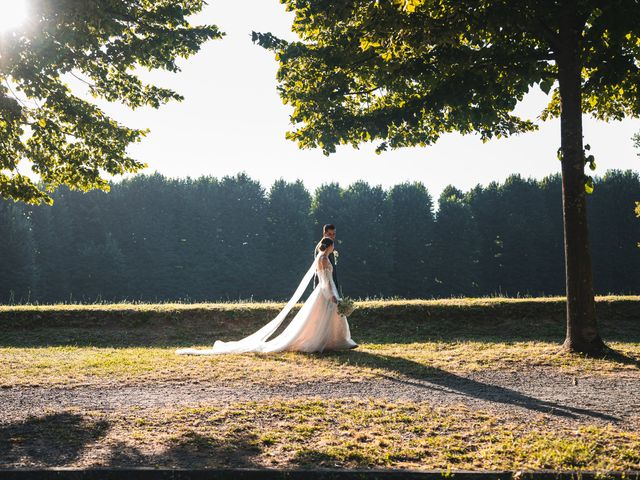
xmin=1 ymin=296 xmax=638 ymax=386
xmin=1 ymin=341 xmax=638 ymax=388
xmin=1 ymin=294 xmax=638 ymax=311
xmin=27 ymin=399 xmax=639 ymax=470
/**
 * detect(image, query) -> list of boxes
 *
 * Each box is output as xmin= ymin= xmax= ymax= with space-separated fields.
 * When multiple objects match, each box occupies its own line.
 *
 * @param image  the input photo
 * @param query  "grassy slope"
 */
xmin=1 ymin=296 xmax=639 ymax=386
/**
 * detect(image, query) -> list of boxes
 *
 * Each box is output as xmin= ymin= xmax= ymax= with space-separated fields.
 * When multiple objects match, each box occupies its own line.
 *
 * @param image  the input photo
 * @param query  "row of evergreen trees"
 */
xmin=1 ymin=170 xmax=638 ymax=303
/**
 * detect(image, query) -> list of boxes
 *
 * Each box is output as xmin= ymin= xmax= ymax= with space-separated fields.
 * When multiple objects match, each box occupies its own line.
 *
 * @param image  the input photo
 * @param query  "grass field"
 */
xmin=1 ymin=296 xmax=639 ymax=387
xmin=1 ymin=296 xmax=639 ymax=470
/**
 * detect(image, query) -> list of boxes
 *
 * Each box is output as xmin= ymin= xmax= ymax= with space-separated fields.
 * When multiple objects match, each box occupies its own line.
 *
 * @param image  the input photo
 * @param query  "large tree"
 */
xmin=254 ymin=0 xmax=640 ymax=354
xmin=0 ymin=0 xmax=221 ymax=205
xmin=635 ymin=132 xmax=640 ymax=249
xmin=636 ymin=201 xmax=640 ymax=248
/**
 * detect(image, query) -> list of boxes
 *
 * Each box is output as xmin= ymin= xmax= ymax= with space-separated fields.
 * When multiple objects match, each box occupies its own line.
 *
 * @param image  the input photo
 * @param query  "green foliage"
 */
xmin=583 ymin=144 xmax=596 ymax=194
xmin=0 ymin=0 xmax=221 ymax=204
xmin=1 ymin=171 xmax=639 ymax=303
xmin=587 ymin=170 xmax=640 ymax=292
xmin=254 ymin=1 xmax=640 ymax=155
xmin=635 ymin=132 xmax=640 ymax=248
xmin=465 ymin=181 xmax=505 ymax=293
xmin=431 ymin=186 xmax=479 ymax=296
xmin=636 ymin=201 xmax=640 ymax=248
xmin=0 ymin=201 xmax=35 ymax=302
xmin=341 ymin=181 xmax=391 ymax=295
xmin=266 ymin=180 xmax=313 ymax=297
xmin=387 ymin=182 xmax=434 ymax=296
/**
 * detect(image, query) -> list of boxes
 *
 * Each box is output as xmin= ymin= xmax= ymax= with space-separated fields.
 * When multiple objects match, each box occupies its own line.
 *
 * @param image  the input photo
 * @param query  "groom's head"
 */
xmin=323 ymin=224 xmax=336 ymax=240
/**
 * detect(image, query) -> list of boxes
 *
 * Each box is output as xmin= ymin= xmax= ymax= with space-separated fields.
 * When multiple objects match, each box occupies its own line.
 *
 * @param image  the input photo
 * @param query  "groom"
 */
xmin=313 ymin=223 xmax=340 ymax=293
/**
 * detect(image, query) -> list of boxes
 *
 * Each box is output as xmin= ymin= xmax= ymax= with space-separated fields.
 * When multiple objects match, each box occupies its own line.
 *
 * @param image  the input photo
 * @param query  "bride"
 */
xmin=176 ymin=237 xmax=357 ymax=355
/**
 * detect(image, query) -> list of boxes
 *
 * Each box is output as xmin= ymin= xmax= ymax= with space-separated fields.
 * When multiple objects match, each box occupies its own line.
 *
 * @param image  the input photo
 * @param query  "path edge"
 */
xmin=0 ymin=469 xmax=639 ymax=480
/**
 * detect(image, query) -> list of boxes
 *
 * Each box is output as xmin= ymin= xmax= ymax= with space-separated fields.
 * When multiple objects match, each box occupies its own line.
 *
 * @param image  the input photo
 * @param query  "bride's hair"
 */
xmin=316 ymin=237 xmax=334 ymax=252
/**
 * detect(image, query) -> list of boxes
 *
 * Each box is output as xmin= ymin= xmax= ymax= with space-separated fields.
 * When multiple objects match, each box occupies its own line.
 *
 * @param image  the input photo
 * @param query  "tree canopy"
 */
xmin=254 ymin=0 xmax=640 ymax=156
xmin=0 ymin=0 xmax=221 ymax=204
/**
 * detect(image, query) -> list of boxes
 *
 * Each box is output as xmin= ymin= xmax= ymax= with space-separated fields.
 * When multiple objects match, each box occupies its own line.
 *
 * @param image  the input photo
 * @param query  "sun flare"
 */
xmin=0 ymin=1 xmax=28 ymax=33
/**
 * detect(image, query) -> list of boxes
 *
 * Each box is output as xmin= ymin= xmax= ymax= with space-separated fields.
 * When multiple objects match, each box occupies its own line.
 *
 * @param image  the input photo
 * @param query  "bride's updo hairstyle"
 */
xmin=316 ymin=237 xmax=334 ymax=253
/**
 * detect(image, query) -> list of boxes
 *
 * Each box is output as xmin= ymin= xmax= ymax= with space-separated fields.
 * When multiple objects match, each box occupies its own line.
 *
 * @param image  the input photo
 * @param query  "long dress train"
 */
xmin=176 ymin=254 xmax=356 ymax=355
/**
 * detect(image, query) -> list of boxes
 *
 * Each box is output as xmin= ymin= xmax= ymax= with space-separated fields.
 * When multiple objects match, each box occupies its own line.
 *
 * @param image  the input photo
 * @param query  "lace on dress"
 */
xmin=316 ymin=255 xmax=340 ymax=301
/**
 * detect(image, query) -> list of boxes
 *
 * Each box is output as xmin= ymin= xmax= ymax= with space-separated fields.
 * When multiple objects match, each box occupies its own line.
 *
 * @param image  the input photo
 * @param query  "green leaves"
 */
xmin=0 ymin=0 xmax=222 ymax=204
xmin=585 ymin=176 xmax=595 ymax=195
xmin=395 ymin=0 xmax=425 ymax=13
xmin=582 ymin=145 xmax=596 ymax=194
xmin=255 ymin=0 xmax=640 ymax=161
xmin=539 ymin=78 xmax=555 ymax=95
xmin=255 ymin=1 xmax=559 ymax=155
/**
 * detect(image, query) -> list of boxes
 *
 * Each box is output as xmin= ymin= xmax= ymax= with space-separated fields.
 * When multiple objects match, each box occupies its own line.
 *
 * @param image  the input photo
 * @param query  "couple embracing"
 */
xmin=177 ymin=224 xmax=357 ymax=355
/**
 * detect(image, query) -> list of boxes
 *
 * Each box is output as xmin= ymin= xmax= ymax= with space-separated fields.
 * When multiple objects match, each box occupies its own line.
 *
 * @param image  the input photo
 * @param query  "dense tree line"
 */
xmin=1 ymin=171 xmax=638 ymax=304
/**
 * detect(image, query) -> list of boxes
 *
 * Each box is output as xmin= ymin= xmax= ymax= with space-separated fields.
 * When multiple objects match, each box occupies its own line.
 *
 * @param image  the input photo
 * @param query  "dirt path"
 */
xmin=3 ymin=369 xmax=639 ymax=427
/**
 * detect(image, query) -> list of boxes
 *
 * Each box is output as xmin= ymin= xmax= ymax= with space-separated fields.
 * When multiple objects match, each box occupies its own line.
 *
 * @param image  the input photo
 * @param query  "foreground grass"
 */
xmin=2 ymin=399 xmax=639 ymax=470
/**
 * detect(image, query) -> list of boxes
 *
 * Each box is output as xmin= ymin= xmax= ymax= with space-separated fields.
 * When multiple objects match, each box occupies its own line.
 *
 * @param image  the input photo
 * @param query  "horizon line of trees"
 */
xmin=1 ymin=170 xmax=638 ymax=304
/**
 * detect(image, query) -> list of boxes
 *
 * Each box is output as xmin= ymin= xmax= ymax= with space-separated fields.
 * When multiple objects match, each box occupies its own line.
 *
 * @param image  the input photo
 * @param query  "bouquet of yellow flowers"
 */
xmin=337 ymin=296 xmax=355 ymax=317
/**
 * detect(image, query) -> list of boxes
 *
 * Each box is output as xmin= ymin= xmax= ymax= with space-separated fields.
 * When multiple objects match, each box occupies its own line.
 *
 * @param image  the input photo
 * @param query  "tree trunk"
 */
xmin=556 ymin=12 xmax=607 ymax=355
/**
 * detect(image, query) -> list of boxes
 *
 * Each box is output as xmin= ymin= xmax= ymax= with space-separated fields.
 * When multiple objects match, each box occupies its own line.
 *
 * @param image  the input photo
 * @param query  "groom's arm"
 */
xmin=330 ymin=253 xmax=339 ymax=292
xmin=312 ymin=246 xmax=319 ymax=288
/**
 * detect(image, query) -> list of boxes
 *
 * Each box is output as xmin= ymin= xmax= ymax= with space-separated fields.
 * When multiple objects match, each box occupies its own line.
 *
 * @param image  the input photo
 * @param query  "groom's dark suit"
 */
xmin=313 ymin=247 xmax=340 ymax=294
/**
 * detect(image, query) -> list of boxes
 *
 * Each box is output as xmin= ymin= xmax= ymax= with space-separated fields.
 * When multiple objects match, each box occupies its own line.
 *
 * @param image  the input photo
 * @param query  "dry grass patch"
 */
xmin=4 ymin=400 xmax=638 ymax=470
xmin=115 ymin=399 xmax=640 ymax=470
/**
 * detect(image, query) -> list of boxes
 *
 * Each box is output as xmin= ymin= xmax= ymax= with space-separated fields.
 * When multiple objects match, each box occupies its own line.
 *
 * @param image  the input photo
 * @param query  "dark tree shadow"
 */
xmin=0 ymin=413 xmax=265 ymax=469
xmin=598 ymin=347 xmax=640 ymax=369
xmin=0 ymin=412 xmax=110 ymax=466
xmin=325 ymin=350 xmax=620 ymax=422
xmin=103 ymin=431 xmax=264 ymax=468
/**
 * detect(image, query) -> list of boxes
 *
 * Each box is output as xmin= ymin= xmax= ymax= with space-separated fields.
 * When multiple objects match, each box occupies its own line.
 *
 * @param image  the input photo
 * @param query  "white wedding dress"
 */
xmin=176 ymin=253 xmax=357 ymax=355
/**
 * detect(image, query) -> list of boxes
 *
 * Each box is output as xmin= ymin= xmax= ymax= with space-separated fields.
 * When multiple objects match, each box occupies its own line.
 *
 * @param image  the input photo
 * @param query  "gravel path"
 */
xmin=2 ymin=369 xmax=639 ymax=426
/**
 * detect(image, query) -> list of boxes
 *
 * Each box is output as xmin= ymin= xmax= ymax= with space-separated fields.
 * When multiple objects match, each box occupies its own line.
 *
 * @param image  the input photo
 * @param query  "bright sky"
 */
xmin=13 ymin=0 xmax=640 ymax=198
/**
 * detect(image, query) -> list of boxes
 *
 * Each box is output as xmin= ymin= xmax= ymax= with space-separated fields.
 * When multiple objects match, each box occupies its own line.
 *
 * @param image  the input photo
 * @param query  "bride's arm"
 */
xmin=329 ymin=273 xmax=340 ymax=302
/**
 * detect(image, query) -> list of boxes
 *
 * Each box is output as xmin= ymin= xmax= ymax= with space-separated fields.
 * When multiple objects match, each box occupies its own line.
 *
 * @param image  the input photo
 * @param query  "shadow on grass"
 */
xmin=0 ymin=412 xmax=264 ymax=468
xmin=0 ymin=412 xmax=110 ymax=466
xmin=103 ymin=430 xmax=264 ymax=468
xmin=600 ymin=347 xmax=640 ymax=369
xmin=325 ymin=350 xmax=621 ymax=422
